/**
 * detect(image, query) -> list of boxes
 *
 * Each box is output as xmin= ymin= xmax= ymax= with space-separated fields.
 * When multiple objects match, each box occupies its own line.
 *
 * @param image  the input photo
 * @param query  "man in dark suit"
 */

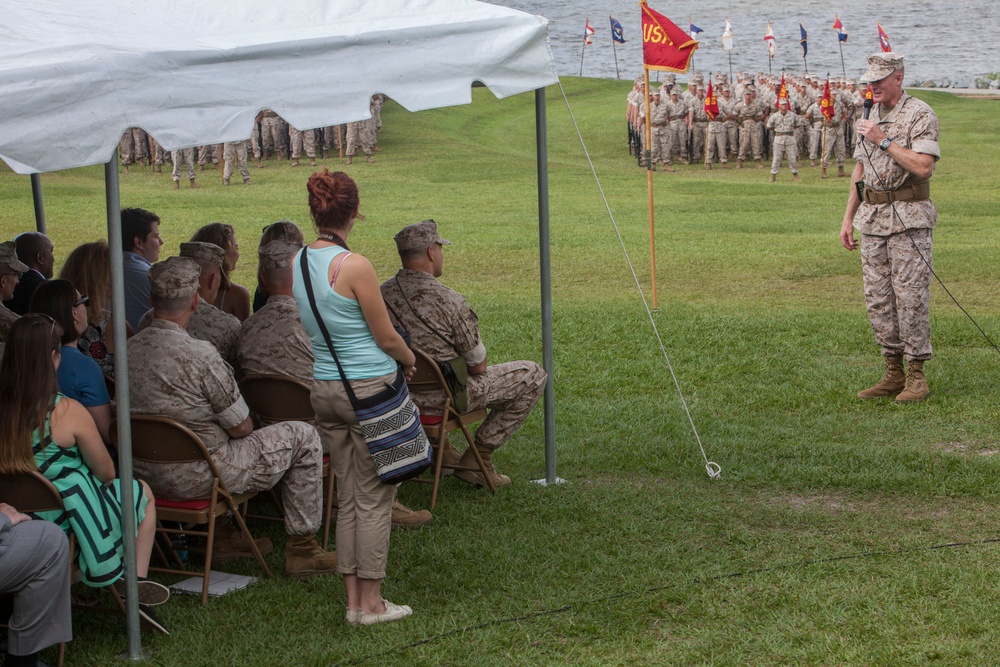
xmin=2 ymin=232 xmax=53 ymax=315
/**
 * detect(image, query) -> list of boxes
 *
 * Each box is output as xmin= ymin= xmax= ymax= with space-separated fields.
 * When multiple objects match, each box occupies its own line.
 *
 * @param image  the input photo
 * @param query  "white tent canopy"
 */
xmin=0 ymin=0 xmax=558 ymax=658
xmin=0 ymin=0 xmax=557 ymax=174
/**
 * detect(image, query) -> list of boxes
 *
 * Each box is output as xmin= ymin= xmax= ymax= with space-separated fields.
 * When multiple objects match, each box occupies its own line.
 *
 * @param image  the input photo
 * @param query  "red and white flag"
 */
xmin=584 ymin=19 xmax=595 ymax=46
xmin=764 ymin=22 xmax=776 ymax=58
xmin=877 ymin=23 xmax=891 ymax=52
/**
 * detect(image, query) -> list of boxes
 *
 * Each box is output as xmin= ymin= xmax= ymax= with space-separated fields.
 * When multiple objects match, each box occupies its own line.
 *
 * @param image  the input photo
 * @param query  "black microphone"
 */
xmin=862 ymin=97 xmax=873 ymax=120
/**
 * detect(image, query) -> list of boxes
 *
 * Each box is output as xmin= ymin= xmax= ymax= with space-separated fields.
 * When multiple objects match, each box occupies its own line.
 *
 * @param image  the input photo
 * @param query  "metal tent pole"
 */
xmin=104 ymin=155 xmax=144 ymax=660
xmin=533 ymin=87 xmax=562 ymax=486
xmin=30 ymin=174 xmax=46 ymax=233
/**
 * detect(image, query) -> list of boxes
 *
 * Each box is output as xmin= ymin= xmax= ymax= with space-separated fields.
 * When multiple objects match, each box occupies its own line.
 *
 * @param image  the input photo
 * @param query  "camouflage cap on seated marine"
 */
xmin=0 ymin=241 xmax=29 ymax=273
xmin=179 ymin=241 xmax=226 ymax=272
xmin=859 ymin=52 xmax=905 ymax=84
xmin=258 ymin=239 xmax=303 ymax=270
xmin=149 ymin=256 xmax=201 ymax=300
xmin=394 ymin=220 xmax=451 ymax=253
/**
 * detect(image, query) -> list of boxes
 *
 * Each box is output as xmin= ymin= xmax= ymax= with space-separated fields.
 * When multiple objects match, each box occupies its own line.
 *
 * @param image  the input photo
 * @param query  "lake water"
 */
xmin=501 ymin=0 xmax=1000 ymax=87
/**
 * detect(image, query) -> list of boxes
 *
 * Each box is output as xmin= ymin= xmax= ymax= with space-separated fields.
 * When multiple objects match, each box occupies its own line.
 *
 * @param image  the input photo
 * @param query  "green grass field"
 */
xmin=2 ymin=78 xmax=999 ymax=666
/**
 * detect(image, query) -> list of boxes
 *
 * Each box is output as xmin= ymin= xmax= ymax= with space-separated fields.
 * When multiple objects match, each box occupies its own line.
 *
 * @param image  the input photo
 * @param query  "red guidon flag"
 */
xmin=704 ymin=79 xmax=719 ymax=119
xmin=820 ymin=78 xmax=835 ymax=121
xmin=641 ymin=2 xmax=699 ymax=73
xmin=775 ymin=73 xmax=789 ymax=109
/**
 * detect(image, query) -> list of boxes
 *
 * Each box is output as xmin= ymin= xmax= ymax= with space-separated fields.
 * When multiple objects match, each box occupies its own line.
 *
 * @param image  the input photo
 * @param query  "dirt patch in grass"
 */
xmin=932 ymin=440 xmax=999 ymax=457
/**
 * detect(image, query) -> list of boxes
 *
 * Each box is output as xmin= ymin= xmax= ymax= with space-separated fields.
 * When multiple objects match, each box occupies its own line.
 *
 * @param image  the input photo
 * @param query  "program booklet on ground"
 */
xmin=170 ymin=572 xmax=257 ymax=597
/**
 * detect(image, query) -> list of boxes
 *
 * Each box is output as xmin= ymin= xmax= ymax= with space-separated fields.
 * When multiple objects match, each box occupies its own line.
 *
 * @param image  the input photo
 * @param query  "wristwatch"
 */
xmin=878 ymin=138 xmax=892 ymax=152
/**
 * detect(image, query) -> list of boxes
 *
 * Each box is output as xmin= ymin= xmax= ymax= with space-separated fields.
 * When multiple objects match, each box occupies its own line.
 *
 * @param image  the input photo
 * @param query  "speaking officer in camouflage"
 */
xmin=237 ymin=239 xmax=313 ymax=385
xmin=380 ymin=221 xmax=546 ymax=489
xmin=127 ymin=256 xmax=337 ymax=578
xmin=137 ymin=242 xmax=241 ymax=366
xmin=841 ymin=53 xmax=939 ymax=403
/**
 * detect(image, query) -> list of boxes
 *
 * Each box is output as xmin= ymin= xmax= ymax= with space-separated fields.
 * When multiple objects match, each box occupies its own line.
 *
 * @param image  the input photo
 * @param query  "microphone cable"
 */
xmin=855 ymin=96 xmax=1000 ymax=357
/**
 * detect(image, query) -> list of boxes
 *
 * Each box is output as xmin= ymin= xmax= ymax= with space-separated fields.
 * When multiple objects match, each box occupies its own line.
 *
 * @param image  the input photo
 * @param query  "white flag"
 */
xmin=722 ymin=20 xmax=733 ymax=51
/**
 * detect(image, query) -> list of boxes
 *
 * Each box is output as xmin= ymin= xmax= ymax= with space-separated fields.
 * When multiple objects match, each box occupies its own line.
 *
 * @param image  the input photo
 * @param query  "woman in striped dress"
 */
xmin=0 ymin=314 xmax=170 ymax=633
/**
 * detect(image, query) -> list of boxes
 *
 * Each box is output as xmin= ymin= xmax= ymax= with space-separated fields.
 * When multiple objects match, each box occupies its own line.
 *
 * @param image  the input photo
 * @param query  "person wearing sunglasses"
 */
xmin=28 ymin=280 xmax=114 ymax=447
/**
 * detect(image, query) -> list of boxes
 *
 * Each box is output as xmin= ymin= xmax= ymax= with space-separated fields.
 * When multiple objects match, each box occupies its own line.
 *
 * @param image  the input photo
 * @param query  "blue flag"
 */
xmin=689 ymin=22 xmax=703 ymax=39
xmin=610 ymin=16 xmax=625 ymax=43
xmin=799 ymin=23 xmax=808 ymax=56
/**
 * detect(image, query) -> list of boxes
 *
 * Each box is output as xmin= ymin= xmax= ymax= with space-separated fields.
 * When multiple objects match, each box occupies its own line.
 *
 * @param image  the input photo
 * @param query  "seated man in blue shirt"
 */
xmin=121 ymin=208 xmax=164 ymax=330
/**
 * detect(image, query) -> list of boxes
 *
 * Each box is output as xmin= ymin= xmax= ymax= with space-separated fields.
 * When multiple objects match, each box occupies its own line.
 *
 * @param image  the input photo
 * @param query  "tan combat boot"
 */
xmin=810 ymin=159 xmax=817 ymax=167
xmin=736 ymin=159 xmax=743 ymax=169
xmin=793 ymin=173 xmax=801 ymax=182
xmin=838 ymin=165 xmax=847 ymax=177
xmin=439 ymin=440 xmax=463 ymax=477
xmin=291 ymin=158 xmax=300 ymax=167
xmin=755 ymin=158 xmax=764 ymax=169
xmin=390 ymin=501 xmax=433 ymax=529
xmin=211 ymin=522 xmax=273 ymax=563
xmin=895 ymin=359 xmax=930 ymax=403
xmin=769 ymin=173 xmax=776 ymax=183
xmin=453 ymin=446 xmax=511 ymax=488
xmin=310 ymin=158 xmax=317 ymax=166
xmin=285 ymin=535 xmax=338 ymax=580
xmin=857 ymin=354 xmax=906 ymax=399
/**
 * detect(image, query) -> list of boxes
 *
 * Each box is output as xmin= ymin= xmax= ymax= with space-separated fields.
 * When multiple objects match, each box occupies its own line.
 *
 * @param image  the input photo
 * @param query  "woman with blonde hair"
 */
xmin=190 ymin=222 xmax=252 ymax=321
xmin=0 ymin=314 xmax=169 ymax=633
xmin=58 ymin=240 xmax=118 ymax=377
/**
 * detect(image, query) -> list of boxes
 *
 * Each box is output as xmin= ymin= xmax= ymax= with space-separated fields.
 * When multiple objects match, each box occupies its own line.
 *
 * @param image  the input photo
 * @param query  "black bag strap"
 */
xmin=299 ymin=246 xmax=361 ymax=408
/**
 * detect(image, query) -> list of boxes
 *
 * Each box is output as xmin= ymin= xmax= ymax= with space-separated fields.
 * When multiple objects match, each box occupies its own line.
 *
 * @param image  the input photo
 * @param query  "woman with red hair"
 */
xmin=292 ymin=169 xmax=416 ymax=626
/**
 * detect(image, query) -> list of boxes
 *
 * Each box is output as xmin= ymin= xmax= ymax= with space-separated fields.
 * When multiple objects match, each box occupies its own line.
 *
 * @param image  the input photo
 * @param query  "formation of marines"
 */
xmin=119 ymin=94 xmax=386 ymax=187
xmin=628 ymin=70 xmax=863 ymax=179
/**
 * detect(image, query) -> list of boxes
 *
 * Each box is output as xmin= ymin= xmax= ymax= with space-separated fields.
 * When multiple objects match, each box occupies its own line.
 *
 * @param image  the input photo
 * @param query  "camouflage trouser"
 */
xmin=137 ymin=421 xmax=323 ymax=536
xmin=171 ymin=148 xmax=196 ymax=182
xmin=288 ymin=127 xmax=315 ymax=160
xmin=250 ymin=126 xmax=262 ymax=159
xmin=345 ymin=119 xmax=377 ymax=156
xmin=725 ymin=121 xmax=739 ymax=155
xmin=706 ymin=123 xmax=728 ymax=163
xmin=218 ymin=421 xmax=323 ymax=536
xmin=260 ymin=116 xmax=286 ymax=156
xmin=322 ymin=125 xmax=344 ymax=154
xmin=223 ymin=142 xmax=251 ymax=182
xmin=808 ymin=127 xmax=823 ymax=160
xmin=119 ymin=128 xmax=148 ymax=165
xmin=770 ymin=136 xmax=799 ymax=174
xmin=669 ymin=120 xmax=687 ymax=162
xmin=413 ymin=361 xmax=546 ymax=451
xmin=197 ymin=144 xmax=219 ymax=166
xmin=861 ymin=229 xmax=933 ymax=361
xmin=150 ymin=137 xmax=164 ymax=165
xmin=649 ymin=125 xmax=669 ymax=164
xmin=691 ymin=122 xmax=707 ymax=163
xmin=823 ymin=125 xmax=846 ymax=168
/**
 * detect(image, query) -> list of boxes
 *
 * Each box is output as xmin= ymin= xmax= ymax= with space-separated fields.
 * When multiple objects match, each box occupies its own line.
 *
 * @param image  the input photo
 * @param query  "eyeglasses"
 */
xmin=74 ymin=294 xmax=90 ymax=307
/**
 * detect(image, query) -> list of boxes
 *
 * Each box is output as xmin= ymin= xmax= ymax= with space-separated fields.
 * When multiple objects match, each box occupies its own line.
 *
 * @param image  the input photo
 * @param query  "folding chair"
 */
xmin=0 ymin=471 xmax=79 ymax=667
xmin=406 ymin=347 xmax=494 ymax=508
xmin=238 ymin=374 xmax=336 ymax=550
xmin=127 ymin=415 xmax=272 ymax=605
